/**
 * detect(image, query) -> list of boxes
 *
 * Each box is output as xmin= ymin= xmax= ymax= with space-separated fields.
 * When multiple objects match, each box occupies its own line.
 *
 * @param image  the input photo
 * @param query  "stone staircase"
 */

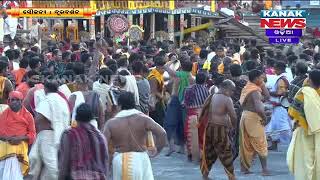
xmin=3 ymin=29 xmax=30 ymax=45
xmin=242 ymin=12 xmax=267 ymax=41
xmin=216 ymin=10 xmax=272 ymax=49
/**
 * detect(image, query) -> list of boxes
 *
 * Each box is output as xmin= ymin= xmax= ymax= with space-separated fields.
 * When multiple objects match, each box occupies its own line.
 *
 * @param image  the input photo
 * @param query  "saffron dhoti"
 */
xmin=239 ymin=111 xmax=268 ymax=170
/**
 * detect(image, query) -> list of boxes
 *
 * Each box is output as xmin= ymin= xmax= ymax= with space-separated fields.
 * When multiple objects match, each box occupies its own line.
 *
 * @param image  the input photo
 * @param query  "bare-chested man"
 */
xmin=239 ymin=69 xmax=270 ymax=176
xmin=200 ymin=80 xmax=237 ymax=180
xmin=103 ymin=92 xmax=166 ymax=180
xmin=0 ymin=59 xmax=13 ymax=109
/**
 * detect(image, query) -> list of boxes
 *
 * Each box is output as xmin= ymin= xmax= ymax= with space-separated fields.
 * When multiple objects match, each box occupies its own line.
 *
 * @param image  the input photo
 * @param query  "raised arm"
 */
xmin=88 ymin=51 xmax=103 ymax=87
xmin=163 ymin=61 xmax=177 ymax=78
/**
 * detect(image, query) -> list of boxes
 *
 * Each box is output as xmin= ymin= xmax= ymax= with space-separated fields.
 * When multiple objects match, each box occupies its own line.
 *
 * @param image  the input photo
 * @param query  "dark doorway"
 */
xmin=143 ymin=13 xmax=151 ymax=40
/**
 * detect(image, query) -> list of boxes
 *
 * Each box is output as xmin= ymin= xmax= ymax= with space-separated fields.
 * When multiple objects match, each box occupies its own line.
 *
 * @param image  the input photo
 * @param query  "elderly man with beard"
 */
xmin=0 ymin=91 xmax=36 ymax=179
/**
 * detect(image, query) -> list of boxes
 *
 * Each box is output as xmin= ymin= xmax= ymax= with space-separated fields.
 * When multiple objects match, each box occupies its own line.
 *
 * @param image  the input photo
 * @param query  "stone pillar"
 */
xmin=150 ymin=13 xmax=155 ymax=39
xmin=23 ymin=18 xmax=27 ymax=30
xmin=179 ymin=14 xmax=184 ymax=46
xmin=100 ymin=15 xmax=105 ymax=37
xmin=73 ymin=19 xmax=79 ymax=42
xmin=191 ymin=15 xmax=196 ymax=38
xmin=128 ymin=15 xmax=133 ymax=27
xmin=89 ymin=17 xmax=95 ymax=39
xmin=168 ymin=14 xmax=174 ymax=42
xmin=139 ymin=14 xmax=144 ymax=28
xmin=168 ymin=0 xmax=175 ymax=41
xmin=27 ymin=0 xmax=32 ymax=29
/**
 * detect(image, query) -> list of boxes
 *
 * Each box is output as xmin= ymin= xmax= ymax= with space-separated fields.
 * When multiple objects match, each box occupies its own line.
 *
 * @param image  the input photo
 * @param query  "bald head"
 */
xmin=220 ymin=79 xmax=236 ymax=90
xmin=219 ymin=79 xmax=235 ymax=97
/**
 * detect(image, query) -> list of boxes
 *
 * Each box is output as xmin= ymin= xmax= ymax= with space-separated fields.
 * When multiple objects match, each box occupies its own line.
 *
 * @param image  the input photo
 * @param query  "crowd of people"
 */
xmin=0 ymin=33 xmax=320 ymax=180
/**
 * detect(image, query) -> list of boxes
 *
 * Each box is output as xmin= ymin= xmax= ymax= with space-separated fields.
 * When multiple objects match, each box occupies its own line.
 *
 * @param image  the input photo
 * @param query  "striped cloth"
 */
xmin=184 ymin=84 xmax=210 ymax=109
xmin=59 ymin=123 xmax=109 ymax=180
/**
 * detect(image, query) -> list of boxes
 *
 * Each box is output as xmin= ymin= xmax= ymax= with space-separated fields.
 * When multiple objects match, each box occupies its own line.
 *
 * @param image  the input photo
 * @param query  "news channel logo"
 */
xmin=260 ymin=10 xmax=307 ymax=44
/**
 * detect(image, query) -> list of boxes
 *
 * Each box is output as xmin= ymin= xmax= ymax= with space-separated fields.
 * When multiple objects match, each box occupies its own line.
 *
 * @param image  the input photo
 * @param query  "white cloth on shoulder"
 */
xmin=114 ymin=109 xmax=143 ymax=118
xmin=124 ymin=75 xmax=140 ymax=106
xmin=35 ymin=93 xmax=70 ymax=146
xmin=34 ymin=85 xmax=71 ymax=109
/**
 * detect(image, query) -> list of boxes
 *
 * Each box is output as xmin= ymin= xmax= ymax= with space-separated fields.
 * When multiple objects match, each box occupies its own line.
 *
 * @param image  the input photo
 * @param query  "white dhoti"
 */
xmin=266 ymin=106 xmax=292 ymax=144
xmin=266 ymin=73 xmax=292 ymax=144
xmin=112 ymin=152 xmax=154 ymax=180
xmin=28 ymin=130 xmax=58 ymax=180
xmin=0 ymin=156 xmax=23 ymax=180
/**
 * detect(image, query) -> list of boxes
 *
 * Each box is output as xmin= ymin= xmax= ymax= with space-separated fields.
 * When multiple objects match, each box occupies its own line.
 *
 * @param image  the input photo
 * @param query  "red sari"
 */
xmin=184 ymin=107 xmax=201 ymax=157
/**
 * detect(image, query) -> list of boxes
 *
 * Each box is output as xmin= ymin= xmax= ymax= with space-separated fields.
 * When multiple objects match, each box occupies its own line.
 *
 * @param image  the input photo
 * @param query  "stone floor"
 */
xmin=152 ymin=145 xmax=293 ymax=180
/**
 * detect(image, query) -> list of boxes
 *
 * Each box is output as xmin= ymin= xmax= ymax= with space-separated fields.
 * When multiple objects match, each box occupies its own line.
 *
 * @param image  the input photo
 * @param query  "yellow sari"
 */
xmin=287 ymin=87 xmax=320 ymax=180
xmin=0 ymin=140 xmax=29 ymax=175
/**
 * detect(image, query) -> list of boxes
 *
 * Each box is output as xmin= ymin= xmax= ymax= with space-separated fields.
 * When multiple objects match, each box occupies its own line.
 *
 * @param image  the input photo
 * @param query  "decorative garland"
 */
xmin=107 ymin=14 xmax=129 ymax=34
xmin=128 ymin=25 xmax=144 ymax=42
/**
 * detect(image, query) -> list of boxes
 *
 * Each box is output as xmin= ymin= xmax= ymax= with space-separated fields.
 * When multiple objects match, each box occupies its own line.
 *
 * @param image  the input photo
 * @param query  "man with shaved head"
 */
xmin=200 ymin=79 xmax=237 ymax=180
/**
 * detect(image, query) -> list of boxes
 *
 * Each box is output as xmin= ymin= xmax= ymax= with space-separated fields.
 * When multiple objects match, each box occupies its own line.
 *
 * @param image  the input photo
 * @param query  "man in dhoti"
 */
xmin=103 ymin=92 xmax=166 ymax=180
xmin=266 ymin=61 xmax=292 ymax=150
xmin=239 ymin=69 xmax=270 ymax=175
xmin=0 ymin=91 xmax=36 ymax=180
xmin=200 ymin=80 xmax=237 ymax=180
xmin=58 ymin=103 xmax=109 ymax=179
xmin=27 ymin=79 xmax=70 ymax=180
xmin=287 ymin=69 xmax=320 ymax=180
xmin=184 ymin=72 xmax=210 ymax=161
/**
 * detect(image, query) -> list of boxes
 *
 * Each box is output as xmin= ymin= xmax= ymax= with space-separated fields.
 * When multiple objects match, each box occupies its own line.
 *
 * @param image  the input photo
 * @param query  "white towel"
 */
xmin=35 ymin=93 xmax=70 ymax=146
xmin=124 ymin=75 xmax=140 ymax=106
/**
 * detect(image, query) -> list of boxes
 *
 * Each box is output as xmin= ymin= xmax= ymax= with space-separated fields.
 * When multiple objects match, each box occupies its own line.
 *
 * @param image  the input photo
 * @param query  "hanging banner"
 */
xmin=96 ymin=8 xmax=218 ymax=16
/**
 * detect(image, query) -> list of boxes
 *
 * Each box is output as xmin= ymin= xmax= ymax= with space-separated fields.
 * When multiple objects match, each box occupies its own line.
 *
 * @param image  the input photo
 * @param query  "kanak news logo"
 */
xmin=260 ymin=10 xmax=307 ymax=44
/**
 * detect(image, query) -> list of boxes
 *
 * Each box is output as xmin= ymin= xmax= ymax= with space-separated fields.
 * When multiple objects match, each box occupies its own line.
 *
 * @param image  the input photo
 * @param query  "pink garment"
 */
xmin=265 ymin=67 xmax=275 ymax=75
